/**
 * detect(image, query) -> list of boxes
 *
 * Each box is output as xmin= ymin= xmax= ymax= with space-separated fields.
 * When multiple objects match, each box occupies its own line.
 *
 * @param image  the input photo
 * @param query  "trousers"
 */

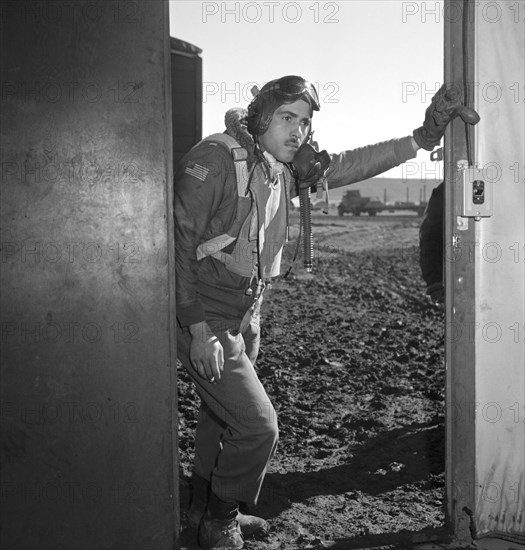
xmin=177 ymin=304 xmax=279 ymax=505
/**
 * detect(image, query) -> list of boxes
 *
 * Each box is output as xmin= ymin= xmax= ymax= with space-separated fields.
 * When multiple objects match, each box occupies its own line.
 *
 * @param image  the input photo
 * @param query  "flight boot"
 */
xmin=198 ymin=492 xmax=243 ymax=550
xmin=188 ymin=474 xmax=269 ymax=537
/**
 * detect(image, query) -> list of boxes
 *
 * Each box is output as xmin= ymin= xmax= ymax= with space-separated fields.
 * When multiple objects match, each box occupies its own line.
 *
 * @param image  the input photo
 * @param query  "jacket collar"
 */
xmin=223 ymin=107 xmax=285 ymax=179
xmin=224 ymin=107 xmax=257 ymax=167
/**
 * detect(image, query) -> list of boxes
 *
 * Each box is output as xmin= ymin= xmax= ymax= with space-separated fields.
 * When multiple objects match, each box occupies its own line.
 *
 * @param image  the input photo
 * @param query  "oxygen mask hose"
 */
xmin=293 ymin=139 xmax=330 ymax=273
xmin=299 ymin=186 xmax=313 ymax=272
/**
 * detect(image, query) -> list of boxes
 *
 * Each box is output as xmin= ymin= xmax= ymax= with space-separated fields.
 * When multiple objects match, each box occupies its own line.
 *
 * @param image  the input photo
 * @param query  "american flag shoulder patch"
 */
xmin=184 ymin=163 xmax=209 ymax=182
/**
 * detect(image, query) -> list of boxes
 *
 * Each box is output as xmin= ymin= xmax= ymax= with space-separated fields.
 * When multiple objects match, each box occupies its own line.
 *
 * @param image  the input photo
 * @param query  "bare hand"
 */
xmin=188 ymin=322 xmax=224 ymax=383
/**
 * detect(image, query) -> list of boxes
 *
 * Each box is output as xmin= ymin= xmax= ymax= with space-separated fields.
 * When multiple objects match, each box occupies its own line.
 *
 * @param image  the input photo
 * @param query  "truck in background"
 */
xmin=337 ymin=190 xmax=427 ymax=216
xmin=337 ymin=190 xmax=386 ymax=216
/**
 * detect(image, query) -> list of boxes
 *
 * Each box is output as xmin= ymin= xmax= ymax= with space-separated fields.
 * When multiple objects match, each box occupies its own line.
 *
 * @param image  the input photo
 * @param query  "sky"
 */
xmin=169 ymin=0 xmax=445 ymax=181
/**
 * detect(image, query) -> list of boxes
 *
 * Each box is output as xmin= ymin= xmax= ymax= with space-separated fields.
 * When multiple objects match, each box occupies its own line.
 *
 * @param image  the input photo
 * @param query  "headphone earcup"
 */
xmin=247 ymin=96 xmax=263 ymax=135
xmin=247 ymin=92 xmax=280 ymax=136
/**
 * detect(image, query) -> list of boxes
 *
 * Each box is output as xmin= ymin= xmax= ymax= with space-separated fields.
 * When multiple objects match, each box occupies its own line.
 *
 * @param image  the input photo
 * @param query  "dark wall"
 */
xmin=171 ymin=38 xmax=202 ymax=166
xmin=0 ymin=1 xmax=178 ymax=548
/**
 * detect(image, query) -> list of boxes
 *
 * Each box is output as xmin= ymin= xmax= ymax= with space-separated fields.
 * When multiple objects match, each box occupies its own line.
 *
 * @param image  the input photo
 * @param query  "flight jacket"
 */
xmin=174 ymin=108 xmax=417 ymax=327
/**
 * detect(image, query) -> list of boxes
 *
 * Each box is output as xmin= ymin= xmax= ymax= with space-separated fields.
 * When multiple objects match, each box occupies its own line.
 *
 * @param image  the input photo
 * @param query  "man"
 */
xmin=174 ymin=76 xmax=478 ymax=549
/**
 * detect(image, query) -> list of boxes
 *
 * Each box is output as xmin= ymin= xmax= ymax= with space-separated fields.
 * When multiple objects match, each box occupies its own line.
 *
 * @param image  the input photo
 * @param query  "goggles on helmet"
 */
xmin=261 ymin=76 xmax=320 ymax=111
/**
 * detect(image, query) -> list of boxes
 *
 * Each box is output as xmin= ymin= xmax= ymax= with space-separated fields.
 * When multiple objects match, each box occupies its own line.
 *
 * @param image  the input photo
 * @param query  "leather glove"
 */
xmin=292 ymin=141 xmax=331 ymax=190
xmin=413 ymin=84 xmax=480 ymax=151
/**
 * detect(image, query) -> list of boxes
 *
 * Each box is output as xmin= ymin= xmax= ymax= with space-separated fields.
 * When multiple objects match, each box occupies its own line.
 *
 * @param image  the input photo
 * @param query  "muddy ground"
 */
xmin=177 ymin=212 xmax=461 ymax=550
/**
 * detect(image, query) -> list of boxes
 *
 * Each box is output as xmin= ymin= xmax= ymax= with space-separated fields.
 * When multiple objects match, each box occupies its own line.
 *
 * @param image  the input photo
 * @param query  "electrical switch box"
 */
xmin=457 ymin=162 xmax=493 ymax=219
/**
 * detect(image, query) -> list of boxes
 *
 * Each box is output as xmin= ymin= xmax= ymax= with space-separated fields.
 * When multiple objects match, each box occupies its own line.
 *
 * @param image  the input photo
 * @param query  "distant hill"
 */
xmin=314 ymin=177 xmax=441 ymax=206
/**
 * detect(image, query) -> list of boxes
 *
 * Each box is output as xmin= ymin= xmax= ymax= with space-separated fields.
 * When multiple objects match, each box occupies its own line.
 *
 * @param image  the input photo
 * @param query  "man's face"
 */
xmin=258 ymin=99 xmax=312 ymax=163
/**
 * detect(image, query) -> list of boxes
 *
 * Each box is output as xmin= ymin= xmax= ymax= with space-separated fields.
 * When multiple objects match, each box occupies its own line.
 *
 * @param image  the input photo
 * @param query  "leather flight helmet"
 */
xmin=247 ymin=75 xmax=320 ymax=136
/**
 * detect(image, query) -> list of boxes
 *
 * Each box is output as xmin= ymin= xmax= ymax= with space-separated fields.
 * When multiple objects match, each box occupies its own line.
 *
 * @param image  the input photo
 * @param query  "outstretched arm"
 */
xmin=325 ymin=135 xmax=418 ymax=189
xmin=320 ymin=83 xmax=479 ymax=189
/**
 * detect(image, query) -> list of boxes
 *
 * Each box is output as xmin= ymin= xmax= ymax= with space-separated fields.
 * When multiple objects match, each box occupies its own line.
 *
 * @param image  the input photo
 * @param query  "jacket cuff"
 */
xmin=177 ymin=302 xmax=206 ymax=327
xmin=394 ymin=136 xmax=418 ymax=162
